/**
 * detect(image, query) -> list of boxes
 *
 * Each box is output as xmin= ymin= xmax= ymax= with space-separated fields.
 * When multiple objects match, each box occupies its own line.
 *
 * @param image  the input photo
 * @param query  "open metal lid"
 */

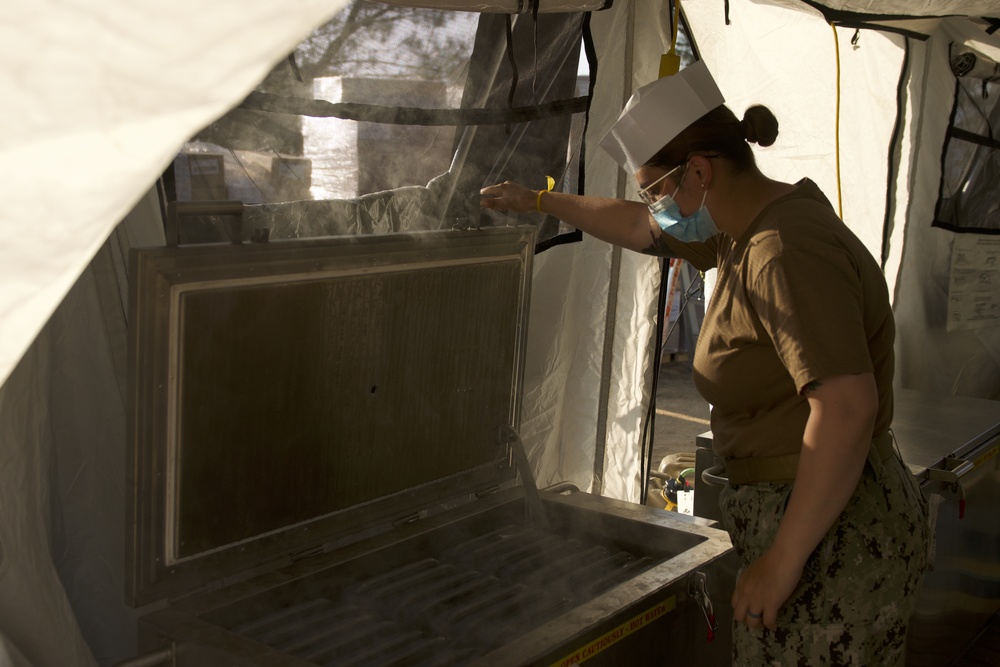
xmin=127 ymin=226 xmax=535 ymax=606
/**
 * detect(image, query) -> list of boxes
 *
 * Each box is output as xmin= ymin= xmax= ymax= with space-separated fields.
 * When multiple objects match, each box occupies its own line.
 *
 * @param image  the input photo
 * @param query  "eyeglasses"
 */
xmin=636 ymin=154 xmax=722 ymax=205
xmin=637 ymin=164 xmax=683 ymax=206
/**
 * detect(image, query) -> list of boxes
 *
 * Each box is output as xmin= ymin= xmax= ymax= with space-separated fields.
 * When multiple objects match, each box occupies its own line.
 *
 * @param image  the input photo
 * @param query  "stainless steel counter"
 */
xmin=897 ymin=389 xmax=1000 ymax=666
xmin=891 ymin=388 xmax=1000 ymax=478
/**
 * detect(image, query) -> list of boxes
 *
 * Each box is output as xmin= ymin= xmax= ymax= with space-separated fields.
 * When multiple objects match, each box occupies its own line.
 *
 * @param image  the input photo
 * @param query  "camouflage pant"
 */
xmin=719 ymin=448 xmax=930 ymax=666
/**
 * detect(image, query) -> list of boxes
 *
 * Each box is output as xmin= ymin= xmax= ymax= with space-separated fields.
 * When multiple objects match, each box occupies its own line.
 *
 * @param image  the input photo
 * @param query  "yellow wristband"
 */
xmin=536 ymin=175 xmax=555 ymax=213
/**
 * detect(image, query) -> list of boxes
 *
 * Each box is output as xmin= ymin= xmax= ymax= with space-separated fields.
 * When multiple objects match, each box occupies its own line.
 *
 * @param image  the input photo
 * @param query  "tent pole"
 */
xmin=592 ymin=1 xmax=636 ymax=496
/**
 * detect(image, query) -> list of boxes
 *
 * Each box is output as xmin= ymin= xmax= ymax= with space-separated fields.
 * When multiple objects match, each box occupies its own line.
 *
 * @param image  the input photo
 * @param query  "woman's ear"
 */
xmin=689 ymin=155 xmax=714 ymax=189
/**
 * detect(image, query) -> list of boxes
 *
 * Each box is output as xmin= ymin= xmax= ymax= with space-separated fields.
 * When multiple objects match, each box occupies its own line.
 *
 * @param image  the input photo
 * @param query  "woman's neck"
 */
xmin=713 ymin=170 xmax=796 ymax=240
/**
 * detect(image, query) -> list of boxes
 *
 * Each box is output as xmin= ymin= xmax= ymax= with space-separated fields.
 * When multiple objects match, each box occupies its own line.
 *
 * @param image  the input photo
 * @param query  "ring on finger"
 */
xmin=746 ymin=610 xmax=763 ymax=620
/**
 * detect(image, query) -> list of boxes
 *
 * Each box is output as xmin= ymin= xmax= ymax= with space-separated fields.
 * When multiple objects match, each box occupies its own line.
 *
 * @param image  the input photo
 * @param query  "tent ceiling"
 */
xmin=755 ymin=0 xmax=998 ymax=38
xmin=771 ymin=0 xmax=1000 ymax=19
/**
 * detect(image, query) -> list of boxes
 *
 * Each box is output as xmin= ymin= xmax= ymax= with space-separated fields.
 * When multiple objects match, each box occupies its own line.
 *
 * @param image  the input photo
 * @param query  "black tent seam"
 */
xmin=881 ymin=35 xmax=909 ymax=270
xmin=931 ymin=220 xmax=1000 ymax=235
xmin=639 ymin=257 xmax=671 ymax=505
xmin=933 ymin=65 xmax=963 ymax=225
xmin=534 ymin=229 xmax=582 ymax=253
xmin=505 ymin=14 xmax=518 ymax=133
xmin=239 ymin=92 xmax=590 ymax=125
xmin=832 ymin=20 xmax=930 ymax=41
xmin=532 ymin=0 xmax=540 ymax=102
xmin=949 ymin=126 xmax=1000 ymax=150
xmin=579 ymin=11 xmax=597 ymax=198
xmin=797 ymin=0 xmax=965 ymax=23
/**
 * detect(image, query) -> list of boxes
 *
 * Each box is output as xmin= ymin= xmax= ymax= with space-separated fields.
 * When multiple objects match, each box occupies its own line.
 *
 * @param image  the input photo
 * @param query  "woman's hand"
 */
xmin=732 ymin=548 xmax=804 ymax=631
xmin=479 ymin=181 xmax=538 ymax=214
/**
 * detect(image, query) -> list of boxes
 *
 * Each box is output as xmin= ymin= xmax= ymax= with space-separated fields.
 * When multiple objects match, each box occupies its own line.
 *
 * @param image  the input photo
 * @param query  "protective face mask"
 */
xmin=648 ymin=188 xmax=720 ymax=243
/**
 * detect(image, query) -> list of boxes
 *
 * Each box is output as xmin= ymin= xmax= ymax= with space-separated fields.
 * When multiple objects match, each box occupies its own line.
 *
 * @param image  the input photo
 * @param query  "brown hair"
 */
xmin=646 ymin=104 xmax=779 ymax=173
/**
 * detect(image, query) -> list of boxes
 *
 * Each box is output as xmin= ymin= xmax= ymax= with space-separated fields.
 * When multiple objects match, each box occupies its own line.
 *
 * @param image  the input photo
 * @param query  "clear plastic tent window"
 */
xmin=934 ymin=55 xmax=1000 ymax=234
xmin=164 ymin=0 xmax=593 ymax=250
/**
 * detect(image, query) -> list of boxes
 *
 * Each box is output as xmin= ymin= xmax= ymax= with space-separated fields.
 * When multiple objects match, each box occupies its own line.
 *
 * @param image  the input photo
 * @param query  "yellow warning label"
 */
xmin=974 ymin=444 xmax=999 ymax=469
xmin=549 ymin=596 xmax=676 ymax=667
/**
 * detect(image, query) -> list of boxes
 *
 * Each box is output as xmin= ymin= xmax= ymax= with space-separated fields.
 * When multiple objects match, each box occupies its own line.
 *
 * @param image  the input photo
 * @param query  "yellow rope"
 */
xmin=832 ymin=22 xmax=844 ymax=218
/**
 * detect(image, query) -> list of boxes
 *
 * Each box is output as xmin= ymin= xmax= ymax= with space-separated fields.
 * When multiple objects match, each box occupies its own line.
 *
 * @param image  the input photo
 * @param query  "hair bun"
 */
xmin=741 ymin=105 xmax=779 ymax=147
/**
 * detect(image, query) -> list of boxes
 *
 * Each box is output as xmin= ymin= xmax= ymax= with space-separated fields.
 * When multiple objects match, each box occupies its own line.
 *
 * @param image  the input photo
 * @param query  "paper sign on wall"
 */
xmin=948 ymin=235 xmax=1000 ymax=332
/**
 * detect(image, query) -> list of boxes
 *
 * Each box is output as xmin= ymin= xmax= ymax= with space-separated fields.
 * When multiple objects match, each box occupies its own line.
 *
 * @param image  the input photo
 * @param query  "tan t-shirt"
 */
xmin=663 ymin=180 xmax=894 ymax=459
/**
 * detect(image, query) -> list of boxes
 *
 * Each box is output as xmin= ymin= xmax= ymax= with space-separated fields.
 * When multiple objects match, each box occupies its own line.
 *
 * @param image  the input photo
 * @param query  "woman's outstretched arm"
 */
xmin=479 ymin=181 xmax=659 ymax=253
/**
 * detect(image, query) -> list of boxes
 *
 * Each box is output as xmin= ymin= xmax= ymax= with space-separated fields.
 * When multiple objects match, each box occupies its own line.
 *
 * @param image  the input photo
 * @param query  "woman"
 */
xmin=480 ymin=62 xmax=929 ymax=665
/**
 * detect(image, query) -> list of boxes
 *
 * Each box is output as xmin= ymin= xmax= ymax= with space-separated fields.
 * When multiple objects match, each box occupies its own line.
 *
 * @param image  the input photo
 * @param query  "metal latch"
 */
xmin=689 ymin=571 xmax=718 ymax=642
xmin=927 ymin=457 xmax=975 ymax=519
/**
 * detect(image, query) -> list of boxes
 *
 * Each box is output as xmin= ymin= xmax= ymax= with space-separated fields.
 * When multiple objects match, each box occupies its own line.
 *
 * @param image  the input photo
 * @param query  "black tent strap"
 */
xmin=239 ymin=91 xmax=589 ymax=126
xmin=932 ymin=220 xmax=1000 ymax=235
xmin=534 ymin=228 xmax=581 ymax=252
xmin=949 ymin=126 xmax=1000 ymax=150
xmin=532 ymin=0 xmax=541 ymax=101
xmin=579 ymin=10 xmax=597 ymax=197
xmin=831 ymin=19 xmax=930 ymax=40
xmin=505 ymin=13 xmax=518 ymax=133
xmin=881 ymin=35 xmax=910 ymax=269
xmin=797 ymin=0 xmax=969 ymax=23
xmin=794 ymin=0 xmax=970 ymax=40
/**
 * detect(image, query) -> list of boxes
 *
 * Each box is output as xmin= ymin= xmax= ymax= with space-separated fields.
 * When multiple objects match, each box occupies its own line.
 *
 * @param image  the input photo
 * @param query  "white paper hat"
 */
xmin=599 ymin=60 xmax=725 ymax=173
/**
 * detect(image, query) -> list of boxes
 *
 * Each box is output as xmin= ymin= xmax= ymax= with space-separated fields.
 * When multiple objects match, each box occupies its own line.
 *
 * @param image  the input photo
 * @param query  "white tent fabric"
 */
xmin=0 ymin=0 xmax=352 ymax=393
xmin=2 ymin=0 xmax=999 ymax=665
